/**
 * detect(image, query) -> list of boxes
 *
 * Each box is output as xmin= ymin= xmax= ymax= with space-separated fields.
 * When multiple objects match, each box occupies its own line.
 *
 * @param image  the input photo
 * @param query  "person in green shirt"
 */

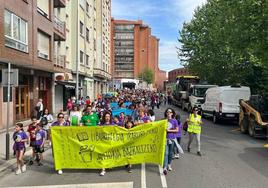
xmin=80 ymin=106 xmax=99 ymax=126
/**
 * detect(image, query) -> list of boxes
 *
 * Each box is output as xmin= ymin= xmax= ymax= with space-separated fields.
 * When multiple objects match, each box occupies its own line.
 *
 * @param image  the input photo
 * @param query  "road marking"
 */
xmin=8 ymin=182 xmax=133 ymax=188
xmin=158 ymin=165 xmax=167 ymax=188
xmin=231 ymin=128 xmax=240 ymax=132
xmin=141 ymin=163 xmax=146 ymax=188
xmin=264 ymin=144 xmax=268 ymax=148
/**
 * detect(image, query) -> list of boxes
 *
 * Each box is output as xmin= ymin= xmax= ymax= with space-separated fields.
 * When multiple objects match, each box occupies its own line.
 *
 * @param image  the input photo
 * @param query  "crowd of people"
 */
xmin=12 ymin=89 xmax=203 ymax=176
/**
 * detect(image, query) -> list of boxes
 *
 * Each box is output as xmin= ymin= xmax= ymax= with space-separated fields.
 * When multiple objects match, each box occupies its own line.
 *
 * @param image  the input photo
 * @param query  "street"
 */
xmin=0 ymin=104 xmax=268 ymax=188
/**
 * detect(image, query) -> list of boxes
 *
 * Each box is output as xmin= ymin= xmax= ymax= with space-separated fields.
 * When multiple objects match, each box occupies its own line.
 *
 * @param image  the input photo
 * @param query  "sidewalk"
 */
xmin=0 ymin=112 xmax=68 ymax=172
xmin=0 ymin=118 xmax=32 ymax=172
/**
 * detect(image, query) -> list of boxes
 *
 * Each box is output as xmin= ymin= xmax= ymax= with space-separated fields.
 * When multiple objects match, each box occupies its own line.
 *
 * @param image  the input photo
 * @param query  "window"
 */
xmin=86 ymin=55 xmax=89 ymax=66
xmin=80 ymin=51 xmax=84 ymax=64
xmin=4 ymin=10 xmax=28 ymax=52
xmin=103 ymin=43 xmax=105 ymax=54
xmin=86 ymin=2 xmax=89 ymax=12
xmin=93 ymin=39 xmax=96 ymax=50
xmin=86 ymin=28 xmax=89 ymax=42
xmin=80 ymin=21 xmax=84 ymax=35
xmin=37 ymin=30 xmax=50 ymax=60
xmin=37 ymin=0 xmax=49 ymax=19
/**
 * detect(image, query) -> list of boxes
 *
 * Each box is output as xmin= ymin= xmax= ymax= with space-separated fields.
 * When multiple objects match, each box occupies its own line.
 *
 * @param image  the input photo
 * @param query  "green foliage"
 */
xmin=139 ymin=68 xmax=154 ymax=84
xmin=178 ymin=0 xmax=268 ymax=94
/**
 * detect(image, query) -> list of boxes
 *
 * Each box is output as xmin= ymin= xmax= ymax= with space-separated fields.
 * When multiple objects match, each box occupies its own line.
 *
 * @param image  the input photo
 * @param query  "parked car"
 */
xmin=201 ymin=86 xmax=251 ymax=123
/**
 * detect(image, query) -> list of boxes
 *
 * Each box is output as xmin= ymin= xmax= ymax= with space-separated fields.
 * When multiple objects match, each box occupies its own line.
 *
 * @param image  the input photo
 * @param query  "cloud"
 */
xmin=159 ymin=41 xmax=183 ymax=71
xmin=112 ymin=0 xmax=160 ymax=18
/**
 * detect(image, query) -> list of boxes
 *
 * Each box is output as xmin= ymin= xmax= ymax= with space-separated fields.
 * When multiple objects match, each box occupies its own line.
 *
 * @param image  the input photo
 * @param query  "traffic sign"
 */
xmin=1 ymin=68 xmax=18 ymax=86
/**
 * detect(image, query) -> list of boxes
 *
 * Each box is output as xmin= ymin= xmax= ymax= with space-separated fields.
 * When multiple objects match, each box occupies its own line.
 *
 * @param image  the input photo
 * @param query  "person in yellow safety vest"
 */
xmin=186 ymin=107 xmax=203 ymax=156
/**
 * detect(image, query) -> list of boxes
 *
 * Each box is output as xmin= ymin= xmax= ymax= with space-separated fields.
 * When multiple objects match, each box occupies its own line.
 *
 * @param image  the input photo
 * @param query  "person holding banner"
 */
xmin=51 ymin=113 xmax=70 ymax=127
xmin=135 ymin=107 xmax=151 ymax=125
xmin=100 ymin=111 xmax=114 ymax=126
xmin=113 ymin=116 xmax=123 ymax=126
xmin=80 ymin=106 xmax=100 ymax=126
xmin=163 ymin=108 xmax=178 ymax=175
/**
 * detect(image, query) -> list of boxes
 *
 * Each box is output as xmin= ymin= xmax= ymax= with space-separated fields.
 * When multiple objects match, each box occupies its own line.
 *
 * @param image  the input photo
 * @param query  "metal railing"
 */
xmin=54 ymin=55 xmax=65 ymax=68
xmin=53 ymin=16 xmax=66 ymax=36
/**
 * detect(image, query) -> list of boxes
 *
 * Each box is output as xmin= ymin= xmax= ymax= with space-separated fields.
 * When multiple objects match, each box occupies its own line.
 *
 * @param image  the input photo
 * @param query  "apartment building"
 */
xmin=94 ymin=0 xmax=111 ymax=97
xmin=64 ymin=0 xmax=111 ymax=104
xmin=168 ymin=68 xmax=189 ymax=82
xmin=111 ymin=19 xmax=166 ymax=90
xmin=0 ymin=0 xmax=66 ymax=128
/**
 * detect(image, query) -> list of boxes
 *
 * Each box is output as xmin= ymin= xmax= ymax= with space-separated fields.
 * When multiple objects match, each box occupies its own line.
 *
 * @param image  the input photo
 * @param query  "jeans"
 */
xmin=187 ymin=133 xmax=201 ymax=152
xmin=163 ymin=140 xmax=174 ymax=168
xmin=174 ymin=137 xmax=181 ymax=154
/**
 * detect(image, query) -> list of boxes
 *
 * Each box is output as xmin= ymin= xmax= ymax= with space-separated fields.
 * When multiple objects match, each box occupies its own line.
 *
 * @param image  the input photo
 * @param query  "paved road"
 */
xmin=0 ymin=105 xmax=268 ymax=188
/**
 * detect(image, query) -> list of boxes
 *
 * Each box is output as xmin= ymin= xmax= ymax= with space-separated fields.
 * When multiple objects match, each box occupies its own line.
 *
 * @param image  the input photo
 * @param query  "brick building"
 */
xmin=168 ymin=67 xmax=189 ymax=82
xmin=0 ymin=0 xmax=66 ymax=128
xmin=111 ymin=19 xmax=166 ymax=90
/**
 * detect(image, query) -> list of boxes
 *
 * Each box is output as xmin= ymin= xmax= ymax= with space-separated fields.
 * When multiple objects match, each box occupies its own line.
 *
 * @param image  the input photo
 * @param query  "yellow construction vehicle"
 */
xmin=239 ymin=95 xmax=268 ymax=138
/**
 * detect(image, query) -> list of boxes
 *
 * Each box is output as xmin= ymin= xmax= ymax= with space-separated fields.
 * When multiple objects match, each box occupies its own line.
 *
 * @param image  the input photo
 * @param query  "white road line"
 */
xmin=141 ymin=163 xmax=146 ymax=188
xmin=8 ymin=182 xmax=133 ymax=188
xmin=158 ymin=165 xmax=168 ymax=188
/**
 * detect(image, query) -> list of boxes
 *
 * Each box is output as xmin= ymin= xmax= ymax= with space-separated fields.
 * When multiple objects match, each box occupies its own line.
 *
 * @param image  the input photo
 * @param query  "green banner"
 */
xmin=51 ymin=120 xmax=167 ymax=170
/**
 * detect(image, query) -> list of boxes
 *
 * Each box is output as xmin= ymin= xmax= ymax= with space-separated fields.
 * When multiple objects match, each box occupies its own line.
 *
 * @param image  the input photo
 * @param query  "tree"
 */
xmin=138 ymin=68 xmax=154 ymax=84
xmin=178 ymin=0 xmax=268 ymax=93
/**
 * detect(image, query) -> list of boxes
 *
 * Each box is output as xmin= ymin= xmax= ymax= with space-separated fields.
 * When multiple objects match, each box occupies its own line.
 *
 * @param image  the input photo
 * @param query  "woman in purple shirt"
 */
xmin=51 ymin=113 xmax=70 ymax=127
xmin=163 ymin=108 xmax=178 ymax=175
xmin=99 ymin=111 xmax=114 ymax=176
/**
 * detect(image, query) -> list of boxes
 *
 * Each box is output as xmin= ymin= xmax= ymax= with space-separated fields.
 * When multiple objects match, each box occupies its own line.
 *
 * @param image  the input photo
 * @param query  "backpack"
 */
xmin=35 ymin=105 xmax=40 ymax=112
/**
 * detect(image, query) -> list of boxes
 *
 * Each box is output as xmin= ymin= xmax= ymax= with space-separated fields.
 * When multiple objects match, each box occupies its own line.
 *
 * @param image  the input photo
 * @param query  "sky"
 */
xmin=111 ymin=0 xmax=207 ymax=72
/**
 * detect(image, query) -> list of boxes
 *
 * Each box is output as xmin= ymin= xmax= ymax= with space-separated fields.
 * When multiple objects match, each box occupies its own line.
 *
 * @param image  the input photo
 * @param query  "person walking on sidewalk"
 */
xmin=186 ymin=107 xmax=203 ymax=156
xmin=35 ymin=99 xmax=44 ymax=120
xmin=13 ymin=123 xmax=28 ymax=175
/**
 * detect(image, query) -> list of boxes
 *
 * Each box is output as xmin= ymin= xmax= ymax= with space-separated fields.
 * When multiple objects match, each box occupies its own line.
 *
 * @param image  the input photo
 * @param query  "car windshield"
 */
xmin=192 ymin=88 xmax=208 ymax=97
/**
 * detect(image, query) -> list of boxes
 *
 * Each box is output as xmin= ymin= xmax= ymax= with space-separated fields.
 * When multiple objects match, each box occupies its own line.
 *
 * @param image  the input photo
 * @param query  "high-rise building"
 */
xmin=0 ymin=0 xmax=66 ymax=128
xmin=111 ymin=19 xmax=166 ymax=90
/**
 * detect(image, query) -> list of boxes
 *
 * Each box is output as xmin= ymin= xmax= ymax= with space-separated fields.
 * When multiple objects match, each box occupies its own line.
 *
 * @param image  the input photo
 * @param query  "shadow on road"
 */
xmin=238 ymin=147 xmax=268 ymax=178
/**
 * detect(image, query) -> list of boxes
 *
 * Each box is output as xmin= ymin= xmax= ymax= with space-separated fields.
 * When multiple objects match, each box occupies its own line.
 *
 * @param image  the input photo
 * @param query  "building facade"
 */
xmin=94 ymin=0 xmax=112 ymax=97
xmin=0 ymin=0 xmax=66 ymax=128
xmin=65 ymin=0 xmax=111 ymax=104
xmin=168 ymin=67 xmax=189 ymax=82
xmin=111 ymin=19 xmax=166 ymax=90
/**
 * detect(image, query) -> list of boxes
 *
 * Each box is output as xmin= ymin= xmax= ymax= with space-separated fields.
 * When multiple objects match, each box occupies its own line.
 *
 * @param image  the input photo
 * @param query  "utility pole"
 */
xmin=75 ymin=0 xmax=79 ymax=102
xmin=6 ymin=63 xmax=11 ymax=160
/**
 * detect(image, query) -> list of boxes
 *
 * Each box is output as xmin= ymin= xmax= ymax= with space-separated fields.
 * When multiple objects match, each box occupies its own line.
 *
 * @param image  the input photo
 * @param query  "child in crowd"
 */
xmin=113 ymin=116 xmax=123 ymax=126
xmin=34 ymin=124 xmax=46 ymax=166
xmin=125 ymin=120 xmax=135 ymax=173
xmin=13 ymin=123 xmax=28 ymax=175
xmin=27 ymin=116 xmax=38 ymax=165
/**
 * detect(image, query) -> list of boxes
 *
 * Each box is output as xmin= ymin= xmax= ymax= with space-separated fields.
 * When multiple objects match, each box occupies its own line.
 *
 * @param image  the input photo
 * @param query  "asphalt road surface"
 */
xmin=1 ymin=104 xmax=268 ymax=188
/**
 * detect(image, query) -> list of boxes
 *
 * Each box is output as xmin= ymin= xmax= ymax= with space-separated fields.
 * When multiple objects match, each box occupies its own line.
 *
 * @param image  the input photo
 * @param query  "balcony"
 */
xmin=54 ymin=0 xmax=66 ymax=8
xmin=54 ymin=16 xmax=66 ymax=41
xmin=93 ymin=68 xmax=111 ymax=80
xmin=54 ymin=55 xmax=66 ymax=68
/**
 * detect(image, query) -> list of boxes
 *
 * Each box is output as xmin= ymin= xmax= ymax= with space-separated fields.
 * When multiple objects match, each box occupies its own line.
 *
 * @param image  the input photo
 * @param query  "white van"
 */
xmin=201 ymin=86 xmax=251 ymax=123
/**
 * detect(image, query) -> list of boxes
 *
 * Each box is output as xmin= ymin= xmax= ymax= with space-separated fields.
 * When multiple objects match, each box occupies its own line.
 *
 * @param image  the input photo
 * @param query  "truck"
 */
xmin=171 ymin=75 xmax=216 ymax=112
xmin=239 ymin=94 xmax=268 ymax=138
